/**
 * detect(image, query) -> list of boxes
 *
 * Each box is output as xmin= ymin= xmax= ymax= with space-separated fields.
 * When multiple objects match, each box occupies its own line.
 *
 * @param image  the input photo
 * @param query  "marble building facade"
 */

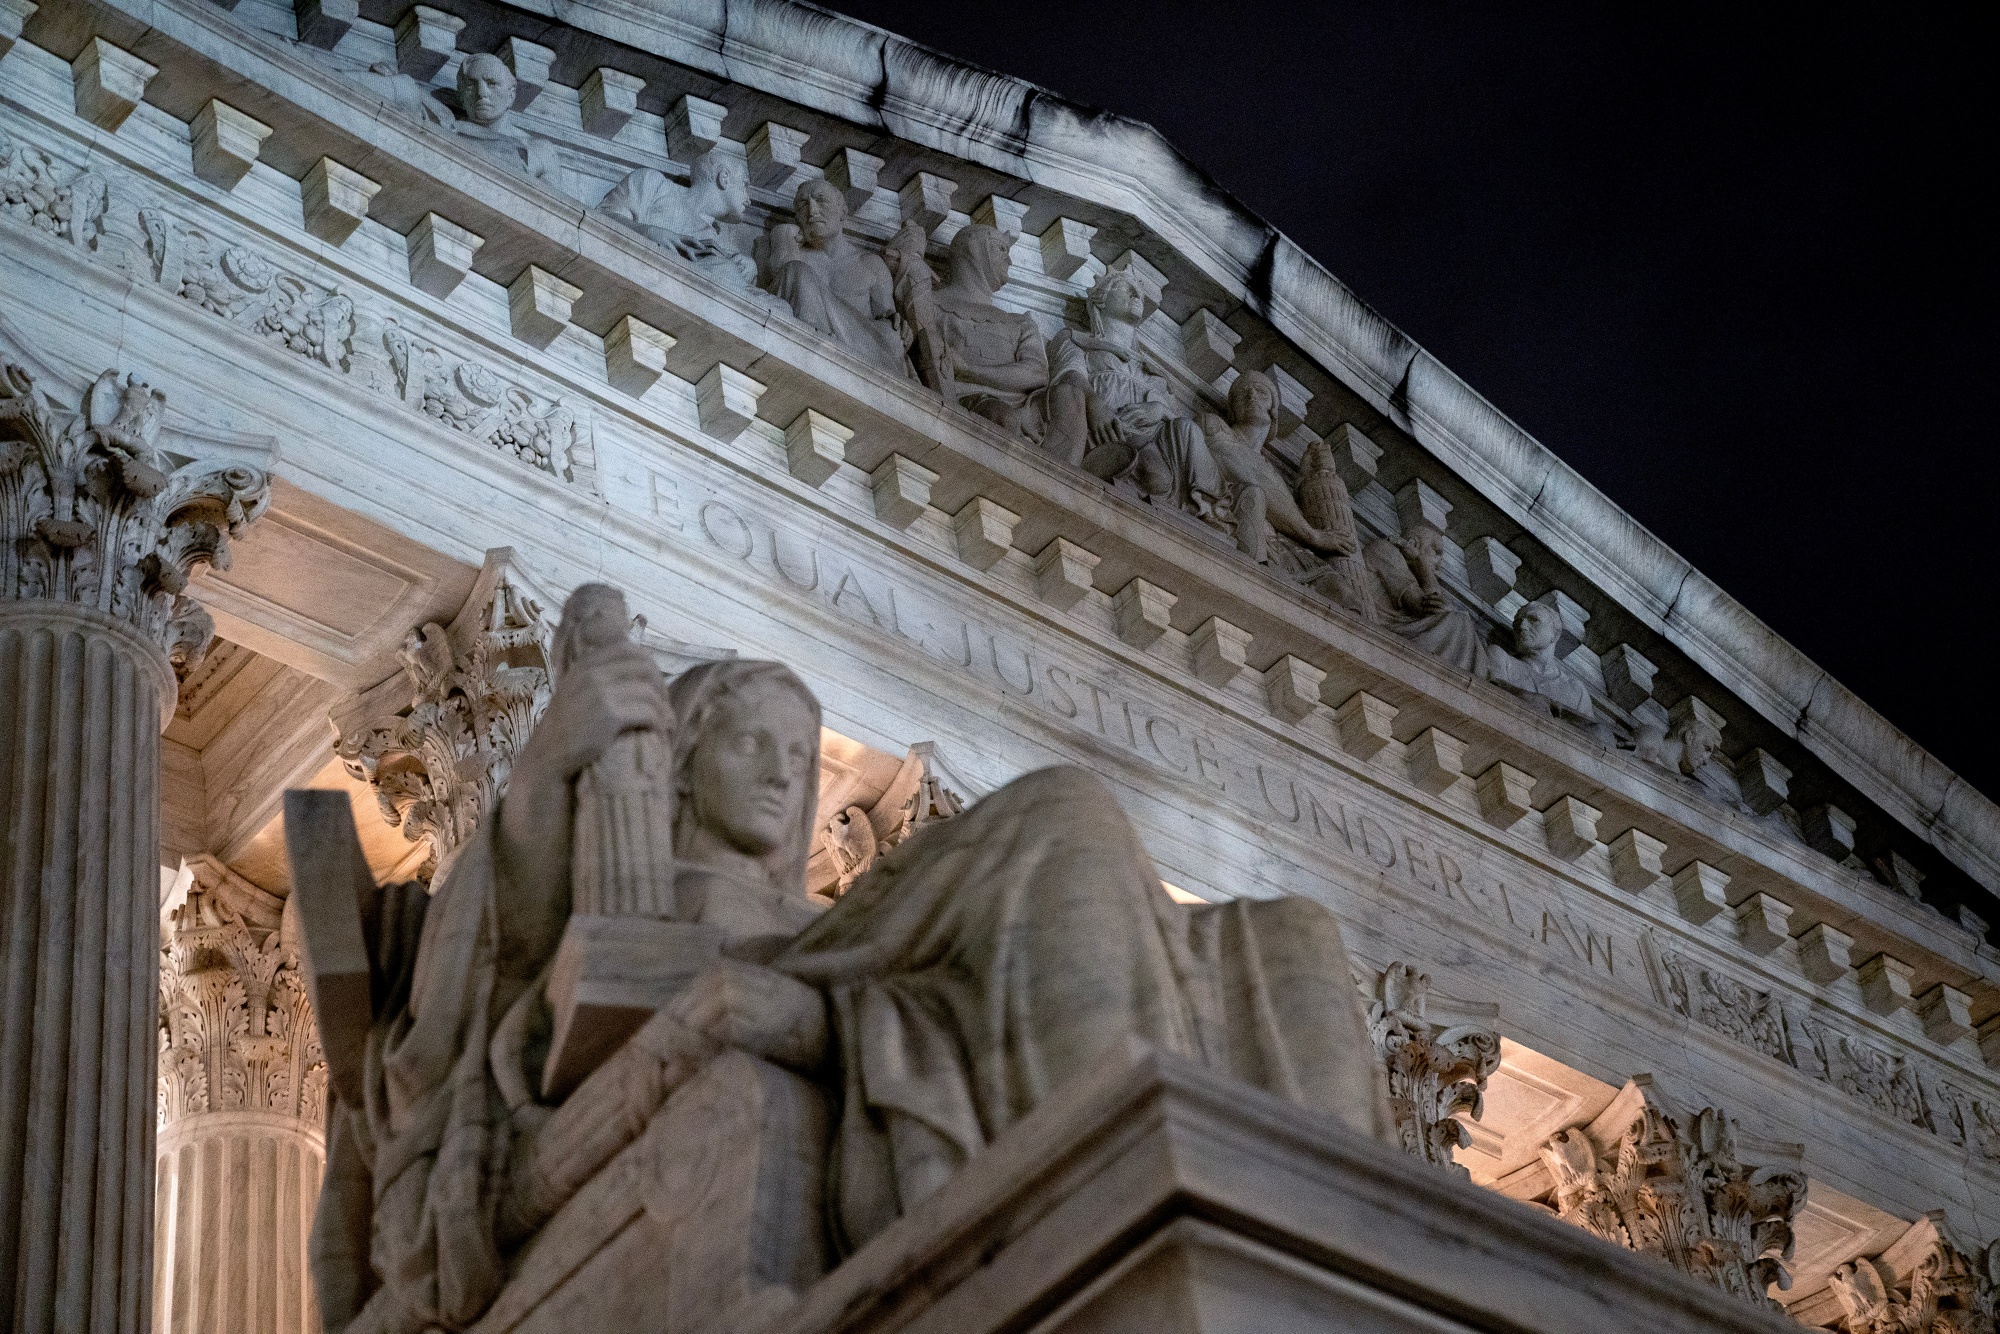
xmin=0 ymin=0 xmax=1994 ymax=1330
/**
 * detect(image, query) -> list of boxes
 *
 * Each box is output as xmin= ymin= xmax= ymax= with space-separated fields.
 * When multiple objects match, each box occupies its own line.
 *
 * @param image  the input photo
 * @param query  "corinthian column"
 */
xmin=154 ymin=858 xmax=325 ymax=1334
xmin=0 ymin=358 xmax=268 ymax=1334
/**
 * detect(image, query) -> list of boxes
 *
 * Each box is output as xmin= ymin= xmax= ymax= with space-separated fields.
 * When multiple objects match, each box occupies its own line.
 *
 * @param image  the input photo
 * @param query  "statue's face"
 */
xmin=1679 ymin=721 xmax=1719 ymax=771
xmin=1099 ymin=274 xmax=1146 ymax=324
xmin=794 ymin=183 xmax=846 ymax=247
xmin=713 ymin=161 xmax=750 ymax=221
xmin=1235 ymin=374 xmax=1275 ymax=424
xmin=1514 ymin=604 xmax=1560 ymax=653
xmin=458 ymin=56 xmax=515 ymax=127
xmin=684 ymin=679 xmax=816 ymax=856
xmin=981 ymin=229 xmax=1012 ymax=288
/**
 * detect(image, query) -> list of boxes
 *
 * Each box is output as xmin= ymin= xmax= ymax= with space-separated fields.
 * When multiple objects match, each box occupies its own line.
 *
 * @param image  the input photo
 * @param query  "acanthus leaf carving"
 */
xmin=0 ymin=355 xmax=268 ymax=673
xmin=1366 ymin=962 xmax=1501 ymax=1177
xmin=1825 ymin=1215 xmax=2000 ymax=1334
xmin=336 ymin=552 xmax=555 ymax=880
xmin=157 ymin=862 xmax=324 ymax=1131
xmin=1536 ymin=1079 xmax=1806 ymax=1313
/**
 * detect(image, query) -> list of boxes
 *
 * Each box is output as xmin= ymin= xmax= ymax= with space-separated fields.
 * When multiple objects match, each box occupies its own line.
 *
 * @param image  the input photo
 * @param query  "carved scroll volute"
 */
xmin=0 ymin=356 xmax=270 ymax=682
xmin=1366 ymin=962 xmax=1502 ymax=1177
xmin=334 ymin=548 xmax=555 ymax=881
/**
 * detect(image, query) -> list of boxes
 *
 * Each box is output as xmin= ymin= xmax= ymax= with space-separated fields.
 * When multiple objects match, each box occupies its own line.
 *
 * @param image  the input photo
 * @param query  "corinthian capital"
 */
xmin=0 ymin=358 xmax=269 ymax=674
xmin=334 ymin=548 xmax=556 ymax=880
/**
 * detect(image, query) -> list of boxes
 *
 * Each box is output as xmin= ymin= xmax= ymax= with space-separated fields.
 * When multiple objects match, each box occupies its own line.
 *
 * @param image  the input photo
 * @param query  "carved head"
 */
xmin=792 ymin=179 xmax=848 ymax=248
xmin=948 ymin=222 xmax=1014 ymax=294
xmin=1672 ymin=713 xmax=1722 ymax=775
xmin=552 ymin=583 xmax=634 ymax=681
xmin=1512 ymin=602 xmax=1561 ymax=655
xmin=1227 ymin=370 xmax=1277 ymax=427
xmin=1086 ymin=269 xmax=1148 ymax=332
xmin=689 ymin=151 xmax=749 ymax=223
xmin=457 ymin=53 xmax=516 ymax=128
xmin=669 ymin=661 xmax=822 ymax=886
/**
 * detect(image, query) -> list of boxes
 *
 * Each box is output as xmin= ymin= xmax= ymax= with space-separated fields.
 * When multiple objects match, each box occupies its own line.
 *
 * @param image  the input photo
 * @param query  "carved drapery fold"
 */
xmin=1365 ymin=963 xmax=1501 ymax=1177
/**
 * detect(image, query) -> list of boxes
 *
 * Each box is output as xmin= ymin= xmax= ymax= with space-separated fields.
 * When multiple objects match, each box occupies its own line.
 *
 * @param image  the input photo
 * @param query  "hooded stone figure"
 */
xmin=308 ymin=586 xmax=1393 ymax=1329
xmin=926 ymin=222 xmax=1050 ymax=439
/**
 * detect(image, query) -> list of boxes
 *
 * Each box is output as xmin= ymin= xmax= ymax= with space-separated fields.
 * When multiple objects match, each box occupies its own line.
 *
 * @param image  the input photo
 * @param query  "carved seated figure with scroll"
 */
xmin=292 ymin=583 xmax=1392 ymax=1333
xmin=597 ymin=150 xmax=759 ymax=290
xmin=1044 ymin=268 xmax=1222 ymax=520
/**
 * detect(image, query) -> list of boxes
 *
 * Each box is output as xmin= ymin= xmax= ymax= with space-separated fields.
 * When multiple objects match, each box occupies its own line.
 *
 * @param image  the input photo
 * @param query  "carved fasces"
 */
xmin=1366 ymin=962 xmax=1501 ymax=1177
xmin=158 ymin=858 xmax=327 ymax=1131
xmin=1535 ymin=1078 xmax=1806 ymax=1312
xmin=0 ymin=357 xmax=268 ymax=674
xmin=336 ymin=551 xmax=554 ymax=878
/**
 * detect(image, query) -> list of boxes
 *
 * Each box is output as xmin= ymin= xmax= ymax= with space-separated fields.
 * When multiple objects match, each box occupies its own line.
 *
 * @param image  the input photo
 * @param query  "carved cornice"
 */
xmin=0 ymin=323 xmax=269 ymax=675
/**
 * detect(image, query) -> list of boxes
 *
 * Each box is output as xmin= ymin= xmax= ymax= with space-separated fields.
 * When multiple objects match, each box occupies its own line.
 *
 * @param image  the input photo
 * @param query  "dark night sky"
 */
xmin=821 ymin=1 xmax=1999 ymax=806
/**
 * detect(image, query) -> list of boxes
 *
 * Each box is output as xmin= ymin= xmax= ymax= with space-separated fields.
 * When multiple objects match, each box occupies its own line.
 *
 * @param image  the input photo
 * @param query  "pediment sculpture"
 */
xmin=763 ymin=180 xmax=908 ymax=375
xmin=346 ymin=52 xmax=559 ymax=190
xmin=291 ymin=584 xmax=1393 ymax=1332
xmin=597 ymin=150 xmax=759 ymax=290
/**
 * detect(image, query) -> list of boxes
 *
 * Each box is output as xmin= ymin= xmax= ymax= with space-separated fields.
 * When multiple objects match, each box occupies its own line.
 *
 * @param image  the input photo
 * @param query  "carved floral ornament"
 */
xmin=337 ymin=569 xmax=555 ymax=879
xmin=158 ymin=861 xmax=327 ymax=1133
xmin=1365 ymin=962 xmax=1502 ymax=1177
xmin=0 ymin=350 xmax=269 ymax=675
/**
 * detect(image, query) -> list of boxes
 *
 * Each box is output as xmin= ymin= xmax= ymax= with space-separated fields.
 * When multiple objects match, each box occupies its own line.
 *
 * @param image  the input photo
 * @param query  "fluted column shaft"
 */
xmin=0 ymin=603 xmax=173 ymax=1334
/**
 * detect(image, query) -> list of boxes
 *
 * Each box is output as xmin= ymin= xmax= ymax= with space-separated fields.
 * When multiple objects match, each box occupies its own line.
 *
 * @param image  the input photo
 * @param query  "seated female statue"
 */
xmin=1043 ymin=270 xmax=1223 ymax=520
xmin=310 ymin=585 xmax=1392 ymax=1329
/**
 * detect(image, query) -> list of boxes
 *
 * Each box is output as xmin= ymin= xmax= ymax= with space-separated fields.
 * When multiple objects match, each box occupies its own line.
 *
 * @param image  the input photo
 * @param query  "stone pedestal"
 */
xmin=0 ymin=603 xmax=173 ymax=1333
xmin=771 ymin=1041 xmax=1800 ymax=1334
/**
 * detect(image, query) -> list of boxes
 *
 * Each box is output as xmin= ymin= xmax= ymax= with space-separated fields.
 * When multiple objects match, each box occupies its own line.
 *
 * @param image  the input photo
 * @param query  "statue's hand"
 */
xmin=1116 ymin=400 xmax=1169 ymax=433
xmin=517 ymin=640 xmax=671 ymax=792
xmin=1417 ymin=590 xmax=1447 ymax=614
xmin=667 ymin=960 xmax=828 ymax=1071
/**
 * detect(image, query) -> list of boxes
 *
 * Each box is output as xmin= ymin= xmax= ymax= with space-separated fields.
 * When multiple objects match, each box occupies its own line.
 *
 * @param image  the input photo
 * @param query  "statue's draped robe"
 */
xmin=774 ymin=765 xmax=1396 ymax=1253
xmin=933 ymin=240 xmax=1049 ymax=439
xmin=313 ymin=693 xmax=1394 ymax=1325
xmin=1050 ymin=329 xmax=1222 ymax=518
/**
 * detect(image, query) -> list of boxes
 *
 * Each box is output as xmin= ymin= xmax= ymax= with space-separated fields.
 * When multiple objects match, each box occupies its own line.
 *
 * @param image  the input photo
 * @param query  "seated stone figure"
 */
xmin=1487 ymin=601 xmax=1603 ymax=733
xmin=1045 ymin=269 xmax=1222 ymax=520
xmin=764 ymin=180 xmax=909 ymax=375
xmin=444 ymin=54 xmax=559 ymax=187
xmin=892 ymin=222 xmax=1050 ymax=439
xmin=1200 ymin=370 xmax=1358 ymax=565
xmin=597 ymin=151 xmax=758 ymax=289
xmin=1330 ymin=523 xmax=1488 ymax=675
xmin=303 ymin=584 xmax=1392 ymax=1331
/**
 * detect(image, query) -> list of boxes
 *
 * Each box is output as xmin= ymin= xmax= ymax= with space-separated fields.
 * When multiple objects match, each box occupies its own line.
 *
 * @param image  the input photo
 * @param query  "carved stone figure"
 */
xmin=893 ymin=222 xmax=1049 ymax=439
xmin=1827 ymin=1220 xmax=1999 ymax=1334
xmin=1045 ymin=268 xmax=1221 ymax=518
xmin=298 ymin=584 xmax=1393 ymax=1330
xmin=597 ymin=151 xmax=757 ymax=288
xmin=1366 ymin=963 xmax=1501 ymax=1177
xmin=446 ymin=53 xmax=559 ymax=187
xmin=1632 ymin=716 xmax=1744 ymax=808
xmin=1334 ymin=523 xmax=1487 ymax=674
xmin=765 ymin=180 xmax=908 ymax=375
xmin=1488 ymin=601 xmax=1599 ymax=727
xmin=1200 ymin=371 xmax=1357 ymax=564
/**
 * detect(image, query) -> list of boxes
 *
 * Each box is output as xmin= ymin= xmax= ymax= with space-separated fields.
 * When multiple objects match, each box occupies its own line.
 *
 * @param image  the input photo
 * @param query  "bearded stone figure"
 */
xmin=1200 ymin=370 xmax=1359 ymax=565
xmin=299 ymin=584 xmax=1392 ymax=1332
